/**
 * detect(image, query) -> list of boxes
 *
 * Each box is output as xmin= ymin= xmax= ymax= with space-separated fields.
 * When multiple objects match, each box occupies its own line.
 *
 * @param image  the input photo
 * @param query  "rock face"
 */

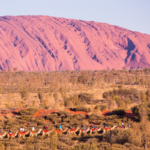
xmin=0 ymin=15 xmax=150 ymax=71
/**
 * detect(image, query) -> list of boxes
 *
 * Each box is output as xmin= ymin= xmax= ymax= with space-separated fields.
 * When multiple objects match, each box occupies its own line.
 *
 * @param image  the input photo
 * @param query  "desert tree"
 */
xmin=50 ymin=131 xmax=57 ymax=150
xmin=38 ymin=90 xmax=44 ymax=104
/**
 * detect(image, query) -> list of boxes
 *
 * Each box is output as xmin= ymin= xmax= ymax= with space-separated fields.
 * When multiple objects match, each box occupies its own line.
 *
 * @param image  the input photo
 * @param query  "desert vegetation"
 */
xmin=0 ymin=68 xmax=150 ymax=149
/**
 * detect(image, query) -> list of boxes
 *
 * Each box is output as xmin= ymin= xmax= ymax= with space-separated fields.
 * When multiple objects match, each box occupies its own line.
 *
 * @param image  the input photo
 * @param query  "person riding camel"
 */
xmin=119 ymin=123 xmax=122 ymax=127
xmin=44 ymin=126 xmax=49 ymax=131
xmin=0 ymin=129 xmax=2 ymax=135
xmin=43 ymin=126 xmax=49 ymax=133
xmin=9 ymin=129 xmax=12 ymax=134
xmin=32 ymin=127 xmax=35 ymax=132
xmin=20 ymin=127 xmax=25 ymax=134
xmin=121 ymin=122 xmax=124 ymax=127
xmin=59 ymin=125 xmax=62 ymax=131
xmin=46 ymin=126 xmax=49 ymax=131
xmin=43 ymin=126 xmax=46 ymax=130
xmin=90 ymin=123 xmax=94 ymax=129
xmin=82 ymin=125 xmax=86 ymax=131
xmin=104 ymin=123 xmax=108 ymax=128
xmin=90 ymin=123 xmax=96 ymax=130
xmin=72 ymin=127 xmax=75 ymax=131
xmin=20 ymin=127 xmax=22 ymax=132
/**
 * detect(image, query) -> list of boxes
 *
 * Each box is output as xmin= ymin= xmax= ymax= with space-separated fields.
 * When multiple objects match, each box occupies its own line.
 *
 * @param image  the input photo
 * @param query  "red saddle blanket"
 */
xmin=43 ymin=130 xmax=49 ymax=133
xmin=56 ymin=129 xmax=62 ymax=133
xmin=119 ymin=126 xmax=125 ymax=129
xmin=91 ymin=128 xmax=97 ymax=131
xmin=81 ymin=129 xmax=86 ymax=132
xmin=19 ymin=131 xmax=25 ymax=134
xmin=70 ymin=129 xmax=75 ymax=132
xmin=9 ymin=133 xmax=15 ymax=136
xmin=104 ymin=127 xmax=111 ymax=130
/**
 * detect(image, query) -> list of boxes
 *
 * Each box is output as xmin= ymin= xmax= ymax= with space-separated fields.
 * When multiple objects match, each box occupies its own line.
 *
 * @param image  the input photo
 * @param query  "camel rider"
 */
xmin=59 ymin=125 xmax=62 ymax=131
xmin=9 ymin=130 xmax=12 ymax=134
xmin=72 ymin=127 xmax=75 ymax=131
xmin=46 ymin=126 xmax=49 ymax=131
xmin=90 ymin=123 xmax=94 ymax=129
xmin=94 ymin=124 xmax=96 ymax=129
xmin=32 ymin=127 xmax=35 ymax=132
xmin=43 ymin=126 xmax=48 ymax=131
xmin=20 ymin=127 xmax=25 ymax=133
xmin=20 ymin=127 xmax=23 ymax=132
xmin=121 ymin=122 xmax=124 ymax=127
xmin=119 ymin=123 xmax=122 ymax=127
xmin=82 ymin=125 xmax=86 ymax=130
xmin=104 ymin=123 xmax=108 ymax=128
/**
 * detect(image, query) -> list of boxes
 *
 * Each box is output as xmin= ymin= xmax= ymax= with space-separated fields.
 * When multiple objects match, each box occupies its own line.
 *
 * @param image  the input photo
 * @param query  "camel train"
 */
xmin=0 ymin=123 xmax=130 ymax=139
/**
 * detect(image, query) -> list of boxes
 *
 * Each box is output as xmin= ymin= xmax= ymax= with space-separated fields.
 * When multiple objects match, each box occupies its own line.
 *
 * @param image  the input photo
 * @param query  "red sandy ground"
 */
xmin=34 ymin=109 xmax=88 ymax=118
xmin=0 ymin=108 xmax=27 ymax=117
xmin=34 ymin=109 xmax=57 ymax=118
xmin=0 ymin=108 xmax=134 ymax=120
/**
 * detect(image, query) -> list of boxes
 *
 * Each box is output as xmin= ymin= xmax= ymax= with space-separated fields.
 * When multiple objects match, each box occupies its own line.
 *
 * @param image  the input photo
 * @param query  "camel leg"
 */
xmin=78 ymin=131 xmax=81 ymax=136
xmin=90 ymin=130 xmax=92 ymax=134
xmin=67 ymin=131 xmax=70 ymax=135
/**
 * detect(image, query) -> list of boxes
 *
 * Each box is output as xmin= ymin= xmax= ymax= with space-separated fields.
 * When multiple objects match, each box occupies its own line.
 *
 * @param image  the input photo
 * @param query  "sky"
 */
xmin=0 ymin=0 xmax=150 ymax=34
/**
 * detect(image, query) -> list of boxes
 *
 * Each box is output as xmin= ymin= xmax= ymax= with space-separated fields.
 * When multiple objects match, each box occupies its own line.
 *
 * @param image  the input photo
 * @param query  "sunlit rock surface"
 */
xmin=0 ymin=15 xmax=150 ymax=71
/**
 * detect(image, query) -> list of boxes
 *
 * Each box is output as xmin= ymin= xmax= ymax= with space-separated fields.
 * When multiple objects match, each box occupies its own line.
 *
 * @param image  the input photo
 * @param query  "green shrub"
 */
xmin=103 ymin=129 xmax=131 ymax=145
xmin=78 ymin=93 xmax=93 ymax=104
xmin=73 ymin=143 xmax=97 ymax=150
xmin=19 ymin=109 xmax=30 ymax=115
xmin=95 ymin=105 xmax=107 ymax=111
xmin=78 ymin=74 xmax=90 ymax=85
xmin=50 ymin=131 xmax=57 ymax=150
xmin=76 ymin=106 xmax=90 ymax=112
xmin=113 ymin=109 xmax=126 ymax=116
xmin=20 ymin=89 xmax=29 ymax=99
xmin=38 ymin=90 xmax=44 ymax=103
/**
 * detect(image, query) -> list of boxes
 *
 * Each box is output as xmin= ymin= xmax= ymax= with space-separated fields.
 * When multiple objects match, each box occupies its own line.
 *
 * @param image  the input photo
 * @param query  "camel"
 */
xmin=78 ymin=127 xmax=90 ymax=136
xmin=88 ymin=127 xmax=102 ymax=134
xmin=0 ymin=132 xmax=7 ymax=139
xmin=118 ymin=125 xmax=130 ymax=130
xmin=7 ymin=131 xmax=18 ymax=139
xmin=103 ymin=125 xmax=116 ymax=134
xmin=62 ymin=128 xmax=69 ymax=134
xmin=67 ymin=127 xmax=79 ymax=135
xmin=56 ymin=128 xmax=68 ymax=135
xmin=41 ymin=129 xmax=51 ymax=137
xmin=28 ymin=129 xmax=43 ymax=137
xmin=17 ymin=130 xmax=30 ymax=138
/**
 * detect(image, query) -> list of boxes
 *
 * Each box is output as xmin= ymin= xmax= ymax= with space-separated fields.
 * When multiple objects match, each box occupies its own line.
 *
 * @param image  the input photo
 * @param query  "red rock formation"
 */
xmin=0 ymin=15 xmax=150 ymax=71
